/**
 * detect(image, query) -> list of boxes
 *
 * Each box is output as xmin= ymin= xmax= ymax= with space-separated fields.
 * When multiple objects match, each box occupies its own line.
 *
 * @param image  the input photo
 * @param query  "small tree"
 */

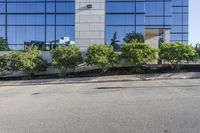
xmin=0 ymin=37 xmax=9 ymax=51
xmin=7 ymin=45 xmax=48 ymax=79
xmin=121 ymin=42 xmax=157 ymax=70
xmin=123 ymin=32 xmax=144 ymax=43
xmin=86 ymin=44 xmax=120 ymax=72
xmin=159 ymin=42 xmax=198 ymax=69
xmin=51 ymin=45 xmax=82 ymax=76
xmin=194 ymin=43 xmax=200 ymax=59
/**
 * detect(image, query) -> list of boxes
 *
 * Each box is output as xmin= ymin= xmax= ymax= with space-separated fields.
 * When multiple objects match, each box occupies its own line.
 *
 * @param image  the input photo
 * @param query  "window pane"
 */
xmin=56 ymin=26 xmax=75 ymax=41
xmin=0 ymin=15 xmax=5 ymax=25
xmin=3 ymin=0 xmax=75 ymax=50
xmin=106 ymin=0 xmax=145 ymax=45
xmin=8 ymin=3 xmax=45 ymax=13
xmin=106 ymin=2 xmax=135 ymax=13
xmin=106 ymin=14 xmax=135 ymax=25
xmin=56 ymin=15 xmax=75 ymax=25
xmin=0 ymin=3 xmax=5 ymax=13
xmin=46 ymin=26 xmax=55 ymax=43
xmin=56 ymin=2 xmax=75 ymax=13
xmin=0 ymin=26 xmax=5 ymax=38
xmin=47 ymin=15 xmax=55 ymax=25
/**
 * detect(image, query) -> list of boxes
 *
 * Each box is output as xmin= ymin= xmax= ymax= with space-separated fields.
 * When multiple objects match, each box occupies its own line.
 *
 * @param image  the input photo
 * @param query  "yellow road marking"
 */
xmin=0 ymin=86 xmax=17 ymax=92
xmin=65 ymin=85 xmax=81 ymax=102
xmin=172 ymin=88 xmax=190 ymax=97
xmin=119 ymin=88 xmax=127 ymax=100
xmin=31 ymin=85 xmax=49 ymax=94
xmin=116 ymin=77 xmax=128 ymax=101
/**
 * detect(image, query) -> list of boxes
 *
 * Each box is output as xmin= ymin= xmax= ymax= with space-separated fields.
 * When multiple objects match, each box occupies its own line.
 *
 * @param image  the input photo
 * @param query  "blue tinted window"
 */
xmin=171 ymin=0 xmax=188 ymax=43
xmin=106 ymin=26 xmax=135 ymax=44
xmin=136 ymin=2 xmax=145 ymax=12
xmin=0 ymin=3 xmax=5 ymax=13
xmin=183 ymin=34 xmax=188 ymax=40
xmin=0 ymin=15 xmax=5 ymax=25
xmin=170 ymin=33 xmax=182 ymax=40
xmin=145 ymin=1 xmax=172 ymax=28
xmin=47 ymin=3 xmax=55 ymax=13
xmin=1 ymin=0 xmax=75 ymax=50
xmin=0 ymin=26 xmax=5 ymax=38
xmin=106 ymin=0 xmax=145 ymax=45
xmin=56 ymin=2 xmax=75 ymax=13
xmin=46 ymin=15 xmax=55 ymax=25
xmin=7 ymin=3 xmax=45 ymax=13
xmin=46 ymin=26 xmax=55 ymax=43
xmin=106 ymin=14 xmax=135 ymax=25
xmin=106 ymin=2 xmax=135 ymax=13
xmin=146 ymin=2 xmax=164 ymax=16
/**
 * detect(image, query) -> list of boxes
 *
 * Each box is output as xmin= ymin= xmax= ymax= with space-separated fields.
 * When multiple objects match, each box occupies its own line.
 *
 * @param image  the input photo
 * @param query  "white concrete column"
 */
xmin=145 ymin=29 xmax=160 ymax=48
xmin=75 ymin=0 xmax=105 ymax=50
xmin=145 ymin=35 xmax=159 ymax=48
xmin=163 ymin=29 xmax=170 ymax=43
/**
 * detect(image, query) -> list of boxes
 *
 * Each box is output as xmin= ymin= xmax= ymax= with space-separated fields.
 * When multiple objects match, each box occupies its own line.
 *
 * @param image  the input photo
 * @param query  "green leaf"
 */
xmin=51 ymin=45 xmax=82 ymax=76
xmin=86 ymin=44 xmax=120 ymax=72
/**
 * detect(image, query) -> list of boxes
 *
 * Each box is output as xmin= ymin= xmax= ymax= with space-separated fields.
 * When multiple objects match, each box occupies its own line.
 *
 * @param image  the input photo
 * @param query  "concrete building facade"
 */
xmin=75 ymin=0 xmax=105 ymax=50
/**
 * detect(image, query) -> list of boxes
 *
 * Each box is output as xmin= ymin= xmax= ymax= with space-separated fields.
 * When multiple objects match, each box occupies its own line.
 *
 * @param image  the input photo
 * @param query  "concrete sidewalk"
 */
xmin=0 ymin=72 xmax=200 ymax=86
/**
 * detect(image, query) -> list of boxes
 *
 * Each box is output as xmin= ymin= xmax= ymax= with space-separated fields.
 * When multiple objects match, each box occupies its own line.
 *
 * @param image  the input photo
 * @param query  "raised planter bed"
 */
xmin=0 ymin=64 xmax=200 ymax=81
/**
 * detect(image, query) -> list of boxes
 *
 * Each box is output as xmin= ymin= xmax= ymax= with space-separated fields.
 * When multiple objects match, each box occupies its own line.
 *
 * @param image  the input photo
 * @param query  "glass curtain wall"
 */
xmin=145 ymin=0 xmax=172 ymax=29
xmin=106 ymin=0 xmax=188 ymax=45
xmin=0 ymin=0 xmax=75 ymax=50
xmin=106 ymin=0 xmax=145 ymax=45
xmin=171 ymin=0 xmax=188 ymax=44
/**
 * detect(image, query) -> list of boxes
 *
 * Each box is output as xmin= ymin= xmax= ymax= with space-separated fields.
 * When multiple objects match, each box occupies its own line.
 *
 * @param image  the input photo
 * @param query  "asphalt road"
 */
xmin=1 ymin=79 xmax=200 ymax=133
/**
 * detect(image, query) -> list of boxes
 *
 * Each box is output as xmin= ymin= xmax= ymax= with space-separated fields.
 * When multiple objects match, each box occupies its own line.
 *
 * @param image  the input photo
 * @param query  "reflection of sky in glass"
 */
xmin=0 ymin=0 xmax=75 ymax=50
xmin=0 ymin=0 xmax=189 ymax=50
xmin=106 ymin=0 xmax=188 ymax=45
xmin=106 ymin=1 xmax=145 ymax=45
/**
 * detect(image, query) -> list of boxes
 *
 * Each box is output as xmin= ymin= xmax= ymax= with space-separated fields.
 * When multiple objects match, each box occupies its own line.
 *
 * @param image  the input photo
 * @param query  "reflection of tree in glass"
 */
xmin=159 ymin=37 xmax=164 ymax=48
xmin=123 ymin=32 xmax=144 ymax=43
xmin=0 ymin=37 xmax=9 ymax=51
xmin=110 ymin=32 xmax=120 ymax=50
xmin=25 ymin=41 xmax=46 ymax=51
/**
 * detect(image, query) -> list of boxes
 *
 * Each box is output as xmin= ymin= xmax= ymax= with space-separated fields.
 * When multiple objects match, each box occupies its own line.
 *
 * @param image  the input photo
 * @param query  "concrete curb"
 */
xmin=0 ymin=72 xmax=200 ymax=86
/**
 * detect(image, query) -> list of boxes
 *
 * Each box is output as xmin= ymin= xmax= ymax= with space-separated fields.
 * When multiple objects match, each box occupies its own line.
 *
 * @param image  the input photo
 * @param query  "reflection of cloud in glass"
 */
xmin=0 ymin=0 xmax=75 ymax=50
xmin=106 ymin=0 xmax=188 ymax=45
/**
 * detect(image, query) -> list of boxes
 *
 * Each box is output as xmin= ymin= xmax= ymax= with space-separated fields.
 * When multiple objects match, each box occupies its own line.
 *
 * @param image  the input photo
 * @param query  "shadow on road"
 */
xmin=95 ymin=85 xmax=200 ymax=90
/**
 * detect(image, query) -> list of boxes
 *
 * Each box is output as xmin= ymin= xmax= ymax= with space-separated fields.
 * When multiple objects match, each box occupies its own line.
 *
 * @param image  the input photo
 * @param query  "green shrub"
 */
xmin=0 ymin=54 xmax=9 ymax=73
xmin=194 ymin=43 xmax=200 ymax=60
xmin=159 ymin=42 xmax=198 ymax=69
xmin=86 ymin=44 xmax=120 ymax=71
xmin=7 ymin=45 xmax=48 ymax=79
xmin=51 ymin=45 xmax=82 ymax=76
xmin=0 ymin=37 xmax=9 ymax=51
xmin=121 ymin=42 xmax=157 ymax=67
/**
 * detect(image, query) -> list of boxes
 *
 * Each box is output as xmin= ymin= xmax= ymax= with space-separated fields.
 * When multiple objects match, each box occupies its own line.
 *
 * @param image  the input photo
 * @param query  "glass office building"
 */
xmin=106 ymin=0 xmax=189 ymax=45
xmin=0 ymin=0 xmax=75 ymax=50
xmin=0 ymin=0 xmax=188 ymax=50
